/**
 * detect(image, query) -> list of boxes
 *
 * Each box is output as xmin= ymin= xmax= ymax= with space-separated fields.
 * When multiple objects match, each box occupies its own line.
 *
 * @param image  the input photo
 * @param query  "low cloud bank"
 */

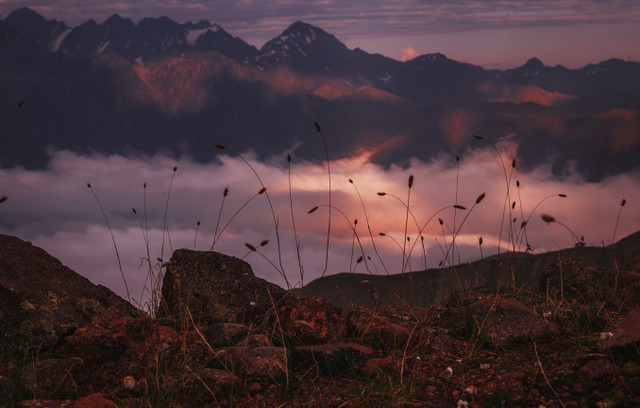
xmin=1 ymin=145 xmax=638 ymax=308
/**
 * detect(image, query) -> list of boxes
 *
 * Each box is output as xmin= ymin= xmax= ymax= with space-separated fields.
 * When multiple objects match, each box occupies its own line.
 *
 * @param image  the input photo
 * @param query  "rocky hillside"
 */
xmin=1 ymin=234 xmax=640 ymax=407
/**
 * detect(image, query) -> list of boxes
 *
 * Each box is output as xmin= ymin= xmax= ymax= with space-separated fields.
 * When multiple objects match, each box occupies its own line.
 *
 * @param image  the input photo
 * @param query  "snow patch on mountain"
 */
xmin=50 ymin=28 xmax=72 ymax=52
xmin=186 ymin=28 xmax=209 ymax=45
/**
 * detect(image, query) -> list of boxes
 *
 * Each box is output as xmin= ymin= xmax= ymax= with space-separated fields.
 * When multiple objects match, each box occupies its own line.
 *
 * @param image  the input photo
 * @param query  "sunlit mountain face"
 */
xmin=1 ymin=8 xmax=639 ymax=301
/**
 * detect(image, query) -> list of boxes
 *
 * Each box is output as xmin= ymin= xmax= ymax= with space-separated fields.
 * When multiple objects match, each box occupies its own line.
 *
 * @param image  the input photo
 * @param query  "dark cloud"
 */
xmin=4 ymin=0 xmax=640 ymax=43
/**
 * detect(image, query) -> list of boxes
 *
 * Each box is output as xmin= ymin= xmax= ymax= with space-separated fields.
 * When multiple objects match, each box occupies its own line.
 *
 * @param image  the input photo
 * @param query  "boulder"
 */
xmin=598 ymin=308 xmax=640 ymax=358
xmin=346 ymin=307 xmax=411 ymax=350
xmin=291 ymin=342 xmax=373 ymax=375
xmin=265 ymin=295 xmax=343 ymax=345
xmin=0 ymin=234 xmax=138 ymax=360
xmin=157 ymin=249 xmax=287 ymax=326
xmin=213 ymin=346 xmax=289 ymax=382
xmin=21 ymin=357 xmax=84 ymax=399
xmin=465 ymin=297 xmax=553 ymax=346
xmin=63 ymin=313 xmax=178 ymax=391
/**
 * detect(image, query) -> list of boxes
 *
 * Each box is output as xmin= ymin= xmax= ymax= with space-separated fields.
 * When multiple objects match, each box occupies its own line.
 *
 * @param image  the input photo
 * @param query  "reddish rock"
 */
xmin=66 ymin=393 xmax=117 ymax=408
xmin=157 ymin=249 xmax=287 ymax=326
xmin=22 ymin=357 xmax=83 ymax=399
xmin=346 ymin=307 xmax=411 ymax=350
xmin=539 ymin=259 xmax=612 ymax=299
xmin=213 ymin=346 xmax=289 ymax=382
xmin=362 ymin=356 xmax=398 ymax=377
xmin=465 ymin=297 xmax=553 ymax=346
xmin=267 ymin=295 xmax=343 ymax=345
xmin=0 ymin=234 xmax=138 ymax=359
xmin=599 ymin=308 xmax=640 ymax=356
xmin=578 ymin=359 xmax=616 ymax=381
xmin=63 ymin=313 xmax=175 ymax=391
xmin=237 ymin=334 xmax=273 ymax=348
xmin=175 ymin=368 xmax=241 ymax=403
xmin=204 ymin=323 xmax=249 ymax=347
xmin=483 ymin=373 xmax=525 ymax=403
xmin=292 ymin=342 xmax=373 ymax=375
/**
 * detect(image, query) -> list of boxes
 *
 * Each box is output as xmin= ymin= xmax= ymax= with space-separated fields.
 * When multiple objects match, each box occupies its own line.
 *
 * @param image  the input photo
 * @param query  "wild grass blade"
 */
xmin=87 ymin=183 xmax=131 ymax=303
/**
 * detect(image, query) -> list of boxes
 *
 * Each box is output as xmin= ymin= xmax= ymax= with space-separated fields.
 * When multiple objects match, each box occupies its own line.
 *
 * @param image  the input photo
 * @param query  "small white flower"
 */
xmin=457 ymin=400 xmax=469 ymax=408
xmin=465 ymin=385 xmax=478 ymax=395
xmin=249 ymin=301 xmax=256 ymax=306
xmin=543 ymin=311 xmax=552 ymax=319
xmin=479 ymin=363 xmax=490 ymax=370
xmin=123 ymin=376 xmax=135 ymax=389
xmin=599 ymin=332 xmax=614 ymax=340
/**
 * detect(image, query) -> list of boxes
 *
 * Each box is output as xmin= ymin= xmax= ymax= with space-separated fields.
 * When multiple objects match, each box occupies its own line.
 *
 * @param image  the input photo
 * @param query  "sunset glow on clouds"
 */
xmin=399 ymin=47 xmax=419 ymax=62
xmin=1 ymin=147 xmax=638 ymax=307
xmin=3 ymin=0 xmax=640 ymax=68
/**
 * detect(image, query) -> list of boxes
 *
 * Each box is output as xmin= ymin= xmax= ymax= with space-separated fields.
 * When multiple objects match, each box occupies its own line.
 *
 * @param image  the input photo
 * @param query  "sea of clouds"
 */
xmin=1 ymin=143 xmax=638 ymax=310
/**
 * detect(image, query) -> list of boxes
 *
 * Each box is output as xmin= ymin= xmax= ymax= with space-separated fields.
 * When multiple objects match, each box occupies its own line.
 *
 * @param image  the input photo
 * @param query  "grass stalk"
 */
xmin=159 ymin=166 xmax=177 ymax=265
xmin=349 ymin=179 xmax=389 ymax=274
xmin=215 ymin=144 xmax=286 ymax=277
xmin=210 ymin=187 xmax=229 ymax=251
xmin=287 ymin=154 xmax=305 ymax=289
xmin=611 ymin=198 xmax=627 ymax=244
xmin=87 ymin=183 xmax=131 ymax=303
xmin=313 ymin=122 xmax=332 ymax=278
xmin=210 ymin=187 xmax=267 ymax=249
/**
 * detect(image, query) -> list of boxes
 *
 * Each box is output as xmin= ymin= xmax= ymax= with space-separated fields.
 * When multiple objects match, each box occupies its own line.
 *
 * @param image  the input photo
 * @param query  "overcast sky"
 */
xmin=2 ymin=0 xmax=640 ymax=68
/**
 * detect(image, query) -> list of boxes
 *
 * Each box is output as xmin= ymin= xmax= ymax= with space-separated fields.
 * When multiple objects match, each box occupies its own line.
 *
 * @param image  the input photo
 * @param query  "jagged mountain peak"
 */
xmin=5 ymin=7 xmax=69 ymax=48
xmin=523 ymin=57 xmax=544 ymax=69
xmin=257 ymin=20 xmax=350 ymax=71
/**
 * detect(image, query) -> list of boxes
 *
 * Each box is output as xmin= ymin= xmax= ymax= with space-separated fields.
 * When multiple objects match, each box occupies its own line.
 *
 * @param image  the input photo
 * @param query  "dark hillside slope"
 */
xmin=299 ymin=231 xmax=640 ymax=308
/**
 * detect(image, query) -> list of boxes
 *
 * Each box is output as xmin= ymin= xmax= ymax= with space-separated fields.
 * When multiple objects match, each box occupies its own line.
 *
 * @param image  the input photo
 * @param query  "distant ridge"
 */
xmin=1 ymin=7 xmax=640 ymax=179
xmin=297 ymin=230 xmax=640 ymax=308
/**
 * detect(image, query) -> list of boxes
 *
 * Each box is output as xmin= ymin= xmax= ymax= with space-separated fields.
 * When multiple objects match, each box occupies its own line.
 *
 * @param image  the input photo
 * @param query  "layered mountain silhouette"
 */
xmin=1 ymin=7 xmax=639 ymax=180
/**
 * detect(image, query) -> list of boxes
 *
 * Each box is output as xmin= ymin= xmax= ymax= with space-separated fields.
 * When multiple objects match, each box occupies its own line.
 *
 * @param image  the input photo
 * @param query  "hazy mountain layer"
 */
xmin=1 ymin=8 xmax=639 ymax=180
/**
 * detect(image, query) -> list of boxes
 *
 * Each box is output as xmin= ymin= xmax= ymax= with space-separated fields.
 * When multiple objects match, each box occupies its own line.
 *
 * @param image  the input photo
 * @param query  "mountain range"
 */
xmin=1 ymin=7 xmax=640 ymax=180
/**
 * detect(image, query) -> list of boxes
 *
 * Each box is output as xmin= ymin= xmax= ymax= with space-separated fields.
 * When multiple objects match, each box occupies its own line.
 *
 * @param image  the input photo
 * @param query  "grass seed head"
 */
xmin=314 ymin=121 xmax=321 ymax=132
xmin=245 ymin=243 xmax=257 ymax=252
xmin=541 ymin=214 xmax=555 ymax=223
xmin=408 ymin=174 xmax=414 ymax=188
xmin=475 ymin=192 xmax=486 ymax=204
xmin=0 ymin=196 xmax=7 ymax=204
xmin=621 ymin=198 xmax=626 ymax=207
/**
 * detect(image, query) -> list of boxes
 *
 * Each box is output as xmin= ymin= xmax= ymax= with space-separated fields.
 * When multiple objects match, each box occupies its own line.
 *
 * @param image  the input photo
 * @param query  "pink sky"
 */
xmin=3 ymin=0 xmax=640 ymax=68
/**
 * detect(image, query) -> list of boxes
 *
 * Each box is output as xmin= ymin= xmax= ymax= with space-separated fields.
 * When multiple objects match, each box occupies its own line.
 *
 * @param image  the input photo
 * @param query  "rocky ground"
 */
xmin=1 ymin=233 xmax=640 ymax=407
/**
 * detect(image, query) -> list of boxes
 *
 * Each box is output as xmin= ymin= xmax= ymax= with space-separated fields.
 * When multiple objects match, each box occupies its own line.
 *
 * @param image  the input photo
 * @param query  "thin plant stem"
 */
xmin=287 ymin=154 xmax=305 ymax=288
xmin=160 ymin=166 xmax=177 ymax=264
xmin=215 ymin=145 xmax=286 ymax=278
xmin=473 ymin=135 xmax=510 ymax=255
xmin=87 ymin=183 xmax=131 ymax=303
xmin=402 ymin=175 xmax=414 ymax=273
xmin=349 ymin=179 xmax=389 ymax=274
xmin=210 ymin=188 xmax=266 ymax=249
xmin=210 ymin=187 xmax=228 ymax=251
xmin=314 ymin=122 xmax=332 ymax=278
xmin=612 ymin=198 xmax=627 ymax=244
xmin=309 ymin=204 xmax=374 ymax=274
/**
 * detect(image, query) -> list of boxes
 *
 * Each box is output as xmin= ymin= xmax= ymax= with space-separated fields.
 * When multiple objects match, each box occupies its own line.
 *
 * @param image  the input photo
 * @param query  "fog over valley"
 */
xmin=1 ymin=147 xmax=638 ymax=305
